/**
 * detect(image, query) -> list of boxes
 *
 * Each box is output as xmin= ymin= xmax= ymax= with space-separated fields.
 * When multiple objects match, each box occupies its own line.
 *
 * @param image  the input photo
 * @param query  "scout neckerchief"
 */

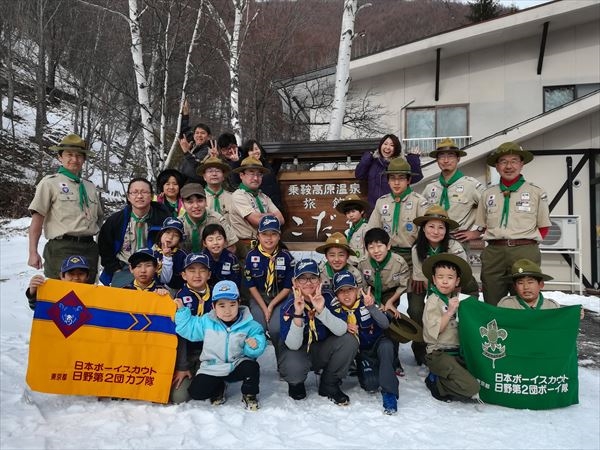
xmin=205 ymin=186 xmax=224 ymax=214
xmin=304 ymin=303 xmax=318 ymax=351
xmin=130 ymin=211 xmax=148 ymax=250
xmin=391 ymin=187 xmax=413 ymax=234
xmin=258 ymin=244 xmax=279 ymax=296
xmin=58 ymin=166 xmax=90 ymax=211
xmin=133 ymin=279 xmax=156 ymax=291
xmin=347 ymin=218 xmax=366 ymax=242
xmin=425 ymin=246 xmax=442 ymax=294
xmin=438 ymin=170 xmax=464 ymax=211
xmin=340 ymin=298 xmax=361 ymax=343
xmin=153 ymin=244 xmax=180 ymax=278
xmin=369 ymin=252 xmax=392 ymax=305
xmin=239 ymin=183 xmax=265 ymax=213
xmin=189 ymin=285 xmax=211 ymax=315
xmin=499 ymin=175 xmax=526 ymax=228
xmin=183 ymin=211 xmax=207 ymax=252
xmin=516 ymin=293 xmax=544 ymax=310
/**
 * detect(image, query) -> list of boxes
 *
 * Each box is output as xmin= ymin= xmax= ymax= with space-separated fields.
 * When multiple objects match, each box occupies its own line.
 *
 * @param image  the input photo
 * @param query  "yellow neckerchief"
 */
xmin=133 ymin=279 xmax=156 ymax=291
xmin=304 ymin=302 xmax=318 ymax=352
xmin=152 ymin=244 xmax=180 ymax=277
xmin=258 ymin=244 xmax=279 ymax=296
xmin=189 ymin=285 xmax=211 ymax=315
xmin=340 ymin=298 xmax=361 ymax=342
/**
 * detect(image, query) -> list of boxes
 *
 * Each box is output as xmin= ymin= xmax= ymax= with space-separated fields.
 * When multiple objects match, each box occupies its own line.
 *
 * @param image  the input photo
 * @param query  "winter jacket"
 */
xmin=355 ymin=151 xmax=423 ymax=206
xmin=175 ymin=305 xmax=266 ymax=376
xmin=330 ymin=296 xmax=389 ymax=350
xmin=179 ymin=144 xmax=210 ymax=185
xmin=98 ymin=202 xmax=171 ymax=285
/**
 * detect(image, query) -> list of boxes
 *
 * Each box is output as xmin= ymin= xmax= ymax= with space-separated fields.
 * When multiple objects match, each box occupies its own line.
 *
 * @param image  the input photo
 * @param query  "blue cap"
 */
xmin=258 ymin=215 xmax=281 ymax=233
xmin=128 ymin=248 xmax=157 ymax=266
xmin=332 ymin=270 xmax=357 ymax=292
xmin=293 ymin=259 xmax=320 ymax=279
xmin=183 ymin=252 xmax=211 ymax=271
xmin=212 ymin=280 xmax=239 ymax=301
xmin=60 ymin=255 xmax=90 ymax=273
xmin=159 ymin=217 xmax=184 ymax=237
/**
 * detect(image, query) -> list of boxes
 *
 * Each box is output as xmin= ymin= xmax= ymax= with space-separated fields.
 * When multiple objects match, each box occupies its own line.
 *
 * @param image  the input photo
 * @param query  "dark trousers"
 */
xmin=43 ymin=238 xmax=99 ymax=283
xmin=356 ymin=336 xmax=399 ymax=397
xmin=188 ymin=359 xmax=260 ymax=399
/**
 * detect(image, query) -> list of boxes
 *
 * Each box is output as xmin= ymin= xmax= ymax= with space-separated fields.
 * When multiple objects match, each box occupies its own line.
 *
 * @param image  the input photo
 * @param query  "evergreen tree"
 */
xmin=467 ymin=0 xmax=501 ymax=23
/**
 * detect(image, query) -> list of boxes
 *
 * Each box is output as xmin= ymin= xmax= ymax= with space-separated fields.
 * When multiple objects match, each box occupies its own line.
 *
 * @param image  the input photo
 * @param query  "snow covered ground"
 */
xmin=1 ymin=225 xmax=599 ymax=449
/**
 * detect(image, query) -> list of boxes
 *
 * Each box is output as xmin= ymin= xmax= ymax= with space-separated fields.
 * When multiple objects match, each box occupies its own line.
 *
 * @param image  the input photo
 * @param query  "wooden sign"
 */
xmin=279 ymin=170 xmax=367 ymax=244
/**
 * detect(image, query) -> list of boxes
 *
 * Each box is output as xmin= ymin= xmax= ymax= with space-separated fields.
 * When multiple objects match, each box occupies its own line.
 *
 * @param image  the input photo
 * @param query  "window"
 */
xmin=405 ymin=105 xmax=468 ymax=139
xmin=544 ymin=84 xmax=600 ymax=112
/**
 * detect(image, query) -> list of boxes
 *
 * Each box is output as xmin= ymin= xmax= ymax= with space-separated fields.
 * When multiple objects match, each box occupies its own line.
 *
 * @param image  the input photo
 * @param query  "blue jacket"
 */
xmin=355 ymin=151 xmax=423 ymax=206
xmin=244 ymin=247 xmax=294 ymax=296
xmin=153 ymin=246 xmax=187 ymax=290
xmin=202 ymin=248 xmax=241 ymax=289
xmin=330 ymin=297 xmax=389 ymax=350
xmin=175 ymin=305 xmax=266 ymax=376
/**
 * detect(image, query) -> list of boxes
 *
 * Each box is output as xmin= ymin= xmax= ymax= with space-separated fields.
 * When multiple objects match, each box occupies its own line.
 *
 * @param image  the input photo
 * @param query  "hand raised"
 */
xmin=360 ymin=286 xmax=374 ymax=307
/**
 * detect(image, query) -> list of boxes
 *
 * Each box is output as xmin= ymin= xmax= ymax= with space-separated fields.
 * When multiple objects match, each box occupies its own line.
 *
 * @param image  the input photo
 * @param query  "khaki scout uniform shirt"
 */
xmin=497 ymin=296 xmax=560 ymax=310
xmin=411 ymin=240 xmax=467 ymax=283
xmin=117 ymin=216 xmax=149 ymax=265
xmin=346 ymin=221 xmax=368 ymax=265
xmin=367 ymin=192 xmax=429 ymax=249
xmin=179 ymin=209 xmax=239 ymax=253
xmin=29 ymin=173 xmax=103 ymax=239
xmin=423 ymin=292 xmax=460 ymax=353
xmin=318 ymin=261 xmax=364 ymax=293
xmin=475 ymin=181 xmax=551 ymax=241
xmin=422 ymin=175 xmax=484 ymax=231
xmin=358 ymin=253 xmax=410 ymax=298
xmin=230 ymin=189 xmax=281 ymax=239
xmin=205 ymin=188 xmax=233 ymax=225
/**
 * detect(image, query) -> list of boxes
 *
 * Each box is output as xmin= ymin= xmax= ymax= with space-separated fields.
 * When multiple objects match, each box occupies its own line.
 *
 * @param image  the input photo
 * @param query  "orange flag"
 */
xmin=27 ymin=280 xmax=177 ymax=404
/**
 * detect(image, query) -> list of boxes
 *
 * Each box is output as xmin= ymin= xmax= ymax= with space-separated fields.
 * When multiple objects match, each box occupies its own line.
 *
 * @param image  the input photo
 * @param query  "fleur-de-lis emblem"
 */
xmin=480 ymin=319 xmax=508 ymax=368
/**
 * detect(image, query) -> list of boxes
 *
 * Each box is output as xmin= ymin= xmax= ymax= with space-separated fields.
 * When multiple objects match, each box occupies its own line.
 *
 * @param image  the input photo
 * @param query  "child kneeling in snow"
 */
xmin=174 ymin=279 xmax=267 ymax=410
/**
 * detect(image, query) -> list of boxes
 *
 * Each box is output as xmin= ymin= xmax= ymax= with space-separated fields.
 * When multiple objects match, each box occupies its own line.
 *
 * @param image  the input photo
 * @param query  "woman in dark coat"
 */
xmin=355 ymin=134 xmax=423 ymax=207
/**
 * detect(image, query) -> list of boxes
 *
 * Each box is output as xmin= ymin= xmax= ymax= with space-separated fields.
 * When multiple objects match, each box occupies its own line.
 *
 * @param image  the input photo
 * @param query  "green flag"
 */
xmin=458 ymin=298 xmax=579 ymax=410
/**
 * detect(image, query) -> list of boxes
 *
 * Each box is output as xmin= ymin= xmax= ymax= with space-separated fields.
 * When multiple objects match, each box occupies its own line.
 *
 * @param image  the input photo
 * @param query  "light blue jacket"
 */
xmin=175 ymin=305 xmax=266 ymax=376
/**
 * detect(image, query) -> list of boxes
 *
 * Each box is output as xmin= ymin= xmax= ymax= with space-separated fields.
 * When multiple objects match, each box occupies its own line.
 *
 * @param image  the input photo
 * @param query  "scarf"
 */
xmin=190 ymin=285 xmax=211 ymax=315
xmin=516 ymin=293 xmax=544 ymax=310
xmin=430 ymin=285 xmax=450 ymax=306
xmin=304 ymin=303 xmax=318 ymax=352
xmin=205 ymin=186 xmax=224 ymax=214
xmin=183 ymin=211 xmax=207 ymax=252
xmin=58 ymin=166 xmax=89 ymax=211
xmin=499 ymin=176 xmax=526 ymax=228
xmin=341 ymin=299 xmax=361 ymax=342
xmin=392 ymin=187 xmax=413 ymax=234
xmin=258 ymin=244 xmax=279 ymax=297
xmin=133 ymin=279 xmax=156 ymax=291
xmin=347 ymin=218 xmax=366 ymax=242
xmin=156 ymin=193 xmax=183 ymax=217
xmin=130 ymin=212 xmax=148 ymax=250
xmin=239 ymin=183 xmax=265 ymax=213
xmin=369 ymin=252 xmax=392 ymax=305
xmin=438 ymin=170 xmax=464 ymax=211
xmin=424 ymin=246 xmax=442 ymax=294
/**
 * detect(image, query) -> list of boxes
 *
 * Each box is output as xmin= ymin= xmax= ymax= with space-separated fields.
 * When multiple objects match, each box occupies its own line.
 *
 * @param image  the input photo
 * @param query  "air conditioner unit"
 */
xmin=539 ymin=215 xmax=579 ymax=250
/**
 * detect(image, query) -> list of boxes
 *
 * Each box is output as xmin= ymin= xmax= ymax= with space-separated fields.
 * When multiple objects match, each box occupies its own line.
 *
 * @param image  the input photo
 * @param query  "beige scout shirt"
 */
xmin=411 ymin=240 xmax=467 ymax=283
xmin=497 ymin=296 xmax=560 ymax=310
xmin=230 ymin=189 xmax=281 ymax=239
xmin=117 ymin=217 xmax=148 ymax=265
xmin=205 ymin=189 xmax=233 ymax=225
xmin=423 ymin=292 xmax=460 ymax=353
xmin=475 ymin=181 xmax=551 ymax=241
xmin=367 ymin=192 xmax=429 ymax=249
xmin=179 ymin=210 xmax=239 ymax=253
xmin=318 ymin=261 xmax=364 ymax=292
xmin=358 ymin=253 xmax=410 ymax=297
xmin=346 ymin=221 xmax=368 ymax=265
xmin=29 ymin=173 xmax=103 ymax=240
xmin=422 ymin=175 xmax=484 ymax=231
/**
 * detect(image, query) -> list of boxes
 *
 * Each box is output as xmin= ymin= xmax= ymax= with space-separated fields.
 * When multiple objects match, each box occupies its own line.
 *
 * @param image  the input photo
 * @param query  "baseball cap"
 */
xmin=60 ymin=255 xmax=90 ymax=273
xmin=212 ymin=280 xmax=239 ymax=301
xmin=293 ymin=259 xmax=319 ymax=279
xmin=332 ymin=270 xmax=358 ymax=292
xmin=158 ymin=217 xmax=184 ymax=237
xmin=183 ymin=253 xmax=211 ymax=271
xmin=180 ymin=183 xmax=206 ymax=199
xmin=258 ymin=215 xmax=281 ymax=233
xmin=128 ymin=248 xmax=158 ymax=267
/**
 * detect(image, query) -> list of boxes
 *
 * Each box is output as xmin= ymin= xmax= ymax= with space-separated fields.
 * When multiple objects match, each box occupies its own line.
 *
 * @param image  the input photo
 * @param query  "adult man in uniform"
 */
xmin=230 ymin=157 xmax=285 ymax=259
xmin=475 ymin=142 xmax=551 ymax=305
xmin=197 ymin=157 xmax=234 ymax=225
xmin=28 ymin=134 xmax=104 ymax=282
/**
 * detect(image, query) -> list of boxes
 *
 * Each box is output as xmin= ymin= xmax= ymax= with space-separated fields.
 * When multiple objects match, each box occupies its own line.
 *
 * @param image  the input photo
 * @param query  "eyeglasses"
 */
xmin=437 ymin=153 xmax=458 ymax=160
xmin=497 ymin=158 xmax=522 ymax=167
xmin=296 ymin=276 xmax=319 ymax=285
xmin=128 ymin=191 xmax=151 ymax=197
